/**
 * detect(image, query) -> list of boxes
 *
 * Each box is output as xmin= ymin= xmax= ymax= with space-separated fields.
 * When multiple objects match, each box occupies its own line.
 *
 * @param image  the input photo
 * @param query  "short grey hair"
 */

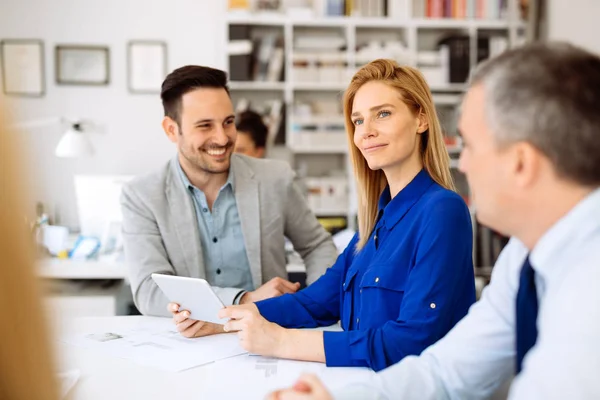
xmin=470 ymin=42 xmax=600 ymax=186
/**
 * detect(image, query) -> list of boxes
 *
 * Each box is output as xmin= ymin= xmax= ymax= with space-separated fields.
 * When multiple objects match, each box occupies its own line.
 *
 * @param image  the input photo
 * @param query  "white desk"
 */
xmin=56 ymin=316 xmax=374 ymax=400
xmin=39 ymin=258 xmax=304 ymax=280
xmin=37 ymin=258 xmax=312 ymax=316
xmin=39 ymin=259 xmax=128 ymax=280
xmin=39 ymin=259 xmax=131 ymax=317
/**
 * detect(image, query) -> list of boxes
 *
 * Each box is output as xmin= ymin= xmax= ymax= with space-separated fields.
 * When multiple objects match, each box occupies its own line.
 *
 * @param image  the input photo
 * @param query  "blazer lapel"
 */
xmin=165 ymin=158 xmax=205 ymax=278
xmin=232 ymin=155 xmax=262 ymax=288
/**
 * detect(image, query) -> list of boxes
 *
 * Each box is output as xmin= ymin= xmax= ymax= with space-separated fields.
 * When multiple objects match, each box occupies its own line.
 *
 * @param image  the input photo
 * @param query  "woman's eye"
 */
xmin=353 ymin=119 xmax=363 ymax=126
xmin=378 ymin=110 xmax=391 ymax=118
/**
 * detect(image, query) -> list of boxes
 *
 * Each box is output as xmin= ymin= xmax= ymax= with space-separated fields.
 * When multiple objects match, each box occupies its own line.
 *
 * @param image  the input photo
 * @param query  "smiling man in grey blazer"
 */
xmin=121 ymin=65 xmax=338 ymax=333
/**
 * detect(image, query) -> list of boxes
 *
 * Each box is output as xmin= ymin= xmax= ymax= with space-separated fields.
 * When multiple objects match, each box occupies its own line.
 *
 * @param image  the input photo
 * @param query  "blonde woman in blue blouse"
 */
xmin=172 ymin=59 xmax=476 ymax=371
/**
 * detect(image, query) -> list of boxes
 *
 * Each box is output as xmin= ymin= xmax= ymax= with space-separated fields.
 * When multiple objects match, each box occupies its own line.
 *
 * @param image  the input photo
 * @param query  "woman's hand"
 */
xmin=218 ymin=304 xmax=285 ymax=356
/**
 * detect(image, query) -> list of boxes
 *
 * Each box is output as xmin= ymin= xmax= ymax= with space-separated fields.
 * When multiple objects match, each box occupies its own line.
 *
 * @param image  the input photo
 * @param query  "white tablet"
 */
xmin=151 ymin=274 xmax=228 ymax=324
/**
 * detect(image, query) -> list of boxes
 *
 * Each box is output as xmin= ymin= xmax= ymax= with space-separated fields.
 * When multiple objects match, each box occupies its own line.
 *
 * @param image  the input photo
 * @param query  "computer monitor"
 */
xmin=73 ymin=175 xmax=134 ymax=253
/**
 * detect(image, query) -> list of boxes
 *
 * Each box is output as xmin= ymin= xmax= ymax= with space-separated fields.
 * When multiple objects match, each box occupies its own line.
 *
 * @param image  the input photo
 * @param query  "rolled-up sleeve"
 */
xmin=257 ymin=235 xmax=359 ymax=328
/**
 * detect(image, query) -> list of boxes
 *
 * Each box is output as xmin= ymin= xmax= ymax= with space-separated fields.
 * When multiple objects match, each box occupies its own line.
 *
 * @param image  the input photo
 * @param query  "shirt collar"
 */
xmin=530 ymin=188 xmax=600 ymax=276
xmin=377 ymin=168 xmax=434 ymax=230
xmin=175 ymin=156 xmax=235 ymax=193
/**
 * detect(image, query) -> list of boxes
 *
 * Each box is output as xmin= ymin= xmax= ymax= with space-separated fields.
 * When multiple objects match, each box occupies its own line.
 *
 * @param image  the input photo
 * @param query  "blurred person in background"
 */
xmin=0 ymin=107 xmax=59 ymax=399
xmin=234 ymin=110 xmax=268 ymax=158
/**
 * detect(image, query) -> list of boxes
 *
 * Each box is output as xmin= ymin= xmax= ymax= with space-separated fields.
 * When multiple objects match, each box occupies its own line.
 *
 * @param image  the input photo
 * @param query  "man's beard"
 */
xmin=180 ymin=141 xmax=233 ymax=175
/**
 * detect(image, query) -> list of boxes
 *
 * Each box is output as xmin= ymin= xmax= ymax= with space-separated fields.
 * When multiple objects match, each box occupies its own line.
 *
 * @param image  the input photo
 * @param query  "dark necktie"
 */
xmin=515 ymin=256 xmax=538 ymax=374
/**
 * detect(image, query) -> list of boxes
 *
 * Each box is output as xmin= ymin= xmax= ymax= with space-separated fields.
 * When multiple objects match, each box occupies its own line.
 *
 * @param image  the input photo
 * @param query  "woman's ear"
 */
xmin=417 ymin=113 xmax=429 ymax=134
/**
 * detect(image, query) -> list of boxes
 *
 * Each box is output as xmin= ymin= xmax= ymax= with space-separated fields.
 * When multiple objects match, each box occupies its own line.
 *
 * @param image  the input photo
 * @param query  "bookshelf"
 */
xmin=225 ymin=16 xmax=520 ymax=30
xmin=229 ymin=81 xmax=286 ymax=90
xmin=225 ymin=0 xmax=525 ymax=259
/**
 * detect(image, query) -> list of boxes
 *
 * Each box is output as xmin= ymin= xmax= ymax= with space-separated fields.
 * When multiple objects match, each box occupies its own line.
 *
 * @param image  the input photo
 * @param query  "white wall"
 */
xmin=3 ymin=0 xmax=599 ymax=230
xmin=547 ymin=0 xmax=600 ymax=54
xmin=0 ymin=0 xmax=227 ymax=229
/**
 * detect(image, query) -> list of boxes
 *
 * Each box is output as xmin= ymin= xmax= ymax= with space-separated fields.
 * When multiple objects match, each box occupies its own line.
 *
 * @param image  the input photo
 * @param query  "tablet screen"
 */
xmin=151 ymin=274 xmax=227 ymax=324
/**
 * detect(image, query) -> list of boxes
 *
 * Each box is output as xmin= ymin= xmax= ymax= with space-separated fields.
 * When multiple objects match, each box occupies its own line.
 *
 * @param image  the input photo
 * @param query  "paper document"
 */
xmin=60 ymin=318 xmax=247 ymax=372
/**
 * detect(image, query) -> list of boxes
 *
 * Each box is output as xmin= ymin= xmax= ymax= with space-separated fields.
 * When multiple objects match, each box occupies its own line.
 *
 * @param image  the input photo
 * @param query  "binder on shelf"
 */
xmin=326 ymin=0 xmax=345 ymax=16
xmin=229 ymin=25 xmax=253 ymax=81
xmin=438 ymin=35 xmax=470 ymax=83
xmin=265 ymin=100 xmax=285 ymax=147
xmin=388 ymin=0 xmax=408 ymax=19
xmin=254 ymin=34 xmax=277 ymax=81
xmin=477 ymin=36 xmax=490 ymax=63
xmin=266 ymin=47 xmax=284 ymax=82
xmin=466 ymin=0 xmax=475 ymax=18
xmin=478 ymin=36 xmax=509 ymax=63
xmin=475 ymin=223 xmax=509 ymax=267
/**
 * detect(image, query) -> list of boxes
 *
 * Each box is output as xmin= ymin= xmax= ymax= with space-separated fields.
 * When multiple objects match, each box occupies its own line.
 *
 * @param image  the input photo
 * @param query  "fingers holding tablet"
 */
xmin=178 ymin=319 xmax=224 ymax=338
xmin=152 ymin=274 xmax=227 ymax=324
xmin=167 ymin=302 xmax=224 ymax=338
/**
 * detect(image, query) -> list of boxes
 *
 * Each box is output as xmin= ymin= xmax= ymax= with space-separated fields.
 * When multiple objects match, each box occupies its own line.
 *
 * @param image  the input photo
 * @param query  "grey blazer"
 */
xmin=121 ymin=154 xmax=338 ymax=316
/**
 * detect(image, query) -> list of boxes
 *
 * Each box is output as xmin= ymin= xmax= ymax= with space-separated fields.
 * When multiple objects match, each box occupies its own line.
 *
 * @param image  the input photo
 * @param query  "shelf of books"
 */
xmin=226 ymin=0 xmax=522 ymax=255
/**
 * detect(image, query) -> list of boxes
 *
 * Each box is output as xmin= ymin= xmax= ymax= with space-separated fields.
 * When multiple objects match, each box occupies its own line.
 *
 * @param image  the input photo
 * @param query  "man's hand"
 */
xmin=219 ymin=304 xmax=285 ymax=356
xmin=266 ymin=374 xmax=333 ymax=400
xmin=168 ymin=302 xmax=225 ymax=338
xmin=240 ymin=277 xmax=301 ymax=304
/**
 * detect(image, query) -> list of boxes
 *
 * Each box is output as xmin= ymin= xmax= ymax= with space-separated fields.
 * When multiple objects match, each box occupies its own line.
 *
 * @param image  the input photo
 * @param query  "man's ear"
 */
xmin=514 ymin=142 xmax=540 ymax=189
xmin=162 ymin=116 xmax=179 ymax=143
xmin=417 ymin=113 xmax=429 ymax=134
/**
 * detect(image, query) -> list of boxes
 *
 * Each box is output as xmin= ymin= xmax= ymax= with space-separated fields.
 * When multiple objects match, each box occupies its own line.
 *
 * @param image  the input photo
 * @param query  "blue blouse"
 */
xmin=256 ymin=169 xmax=476 ymax=371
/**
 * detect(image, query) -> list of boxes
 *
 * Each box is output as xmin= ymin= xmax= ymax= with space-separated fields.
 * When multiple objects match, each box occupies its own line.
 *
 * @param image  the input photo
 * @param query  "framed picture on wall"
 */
xmin=127 ymin=41 xmax=167 ymax=94
xmin=56 ymin=45 xmax=110 ymax=85
xmin=0 ymin=39 xmax=45 ymax=96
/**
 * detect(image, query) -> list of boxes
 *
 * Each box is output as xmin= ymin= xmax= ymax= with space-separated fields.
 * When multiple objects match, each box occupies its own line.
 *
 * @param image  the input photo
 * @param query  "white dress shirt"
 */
xmin=334 ymin=188 xmax=600 ymax=400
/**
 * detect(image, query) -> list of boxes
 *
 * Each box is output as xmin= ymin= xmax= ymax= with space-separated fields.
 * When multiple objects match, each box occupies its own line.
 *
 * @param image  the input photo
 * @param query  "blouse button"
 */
xmin=375 ymin=277 xmax=380 ymax=283
xmin=430 ymin=303 xmax=436 ymax=309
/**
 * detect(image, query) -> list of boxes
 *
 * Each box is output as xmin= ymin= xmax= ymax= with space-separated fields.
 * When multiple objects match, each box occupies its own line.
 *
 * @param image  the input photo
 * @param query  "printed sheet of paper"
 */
xmin=60 ymin=318 xmax=246 ymax=372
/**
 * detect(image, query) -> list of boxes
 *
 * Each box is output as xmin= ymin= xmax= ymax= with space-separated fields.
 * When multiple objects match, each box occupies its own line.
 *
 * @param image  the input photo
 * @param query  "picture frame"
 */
xmin=0 ymin=39 xmax=45 ymax=97
xmin=127 ymin=41 xmax=167 ymax=94
xmin=56 ymin=45 xmax=110 ymax=86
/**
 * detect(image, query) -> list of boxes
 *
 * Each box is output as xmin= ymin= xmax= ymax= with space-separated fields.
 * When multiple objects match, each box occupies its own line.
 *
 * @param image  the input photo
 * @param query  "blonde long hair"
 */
xmin=344 ymin=59 xmax=455 ymax=250
xmin=0 ymin=107 xmax=59 ymax=399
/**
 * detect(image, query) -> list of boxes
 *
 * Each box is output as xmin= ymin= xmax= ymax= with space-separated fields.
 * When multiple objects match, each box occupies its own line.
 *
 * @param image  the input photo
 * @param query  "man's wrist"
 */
xmin=239 ymin=291 xmax=253 ymax=305
xmin=233 ymin=290 xmax=247 ymax=305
